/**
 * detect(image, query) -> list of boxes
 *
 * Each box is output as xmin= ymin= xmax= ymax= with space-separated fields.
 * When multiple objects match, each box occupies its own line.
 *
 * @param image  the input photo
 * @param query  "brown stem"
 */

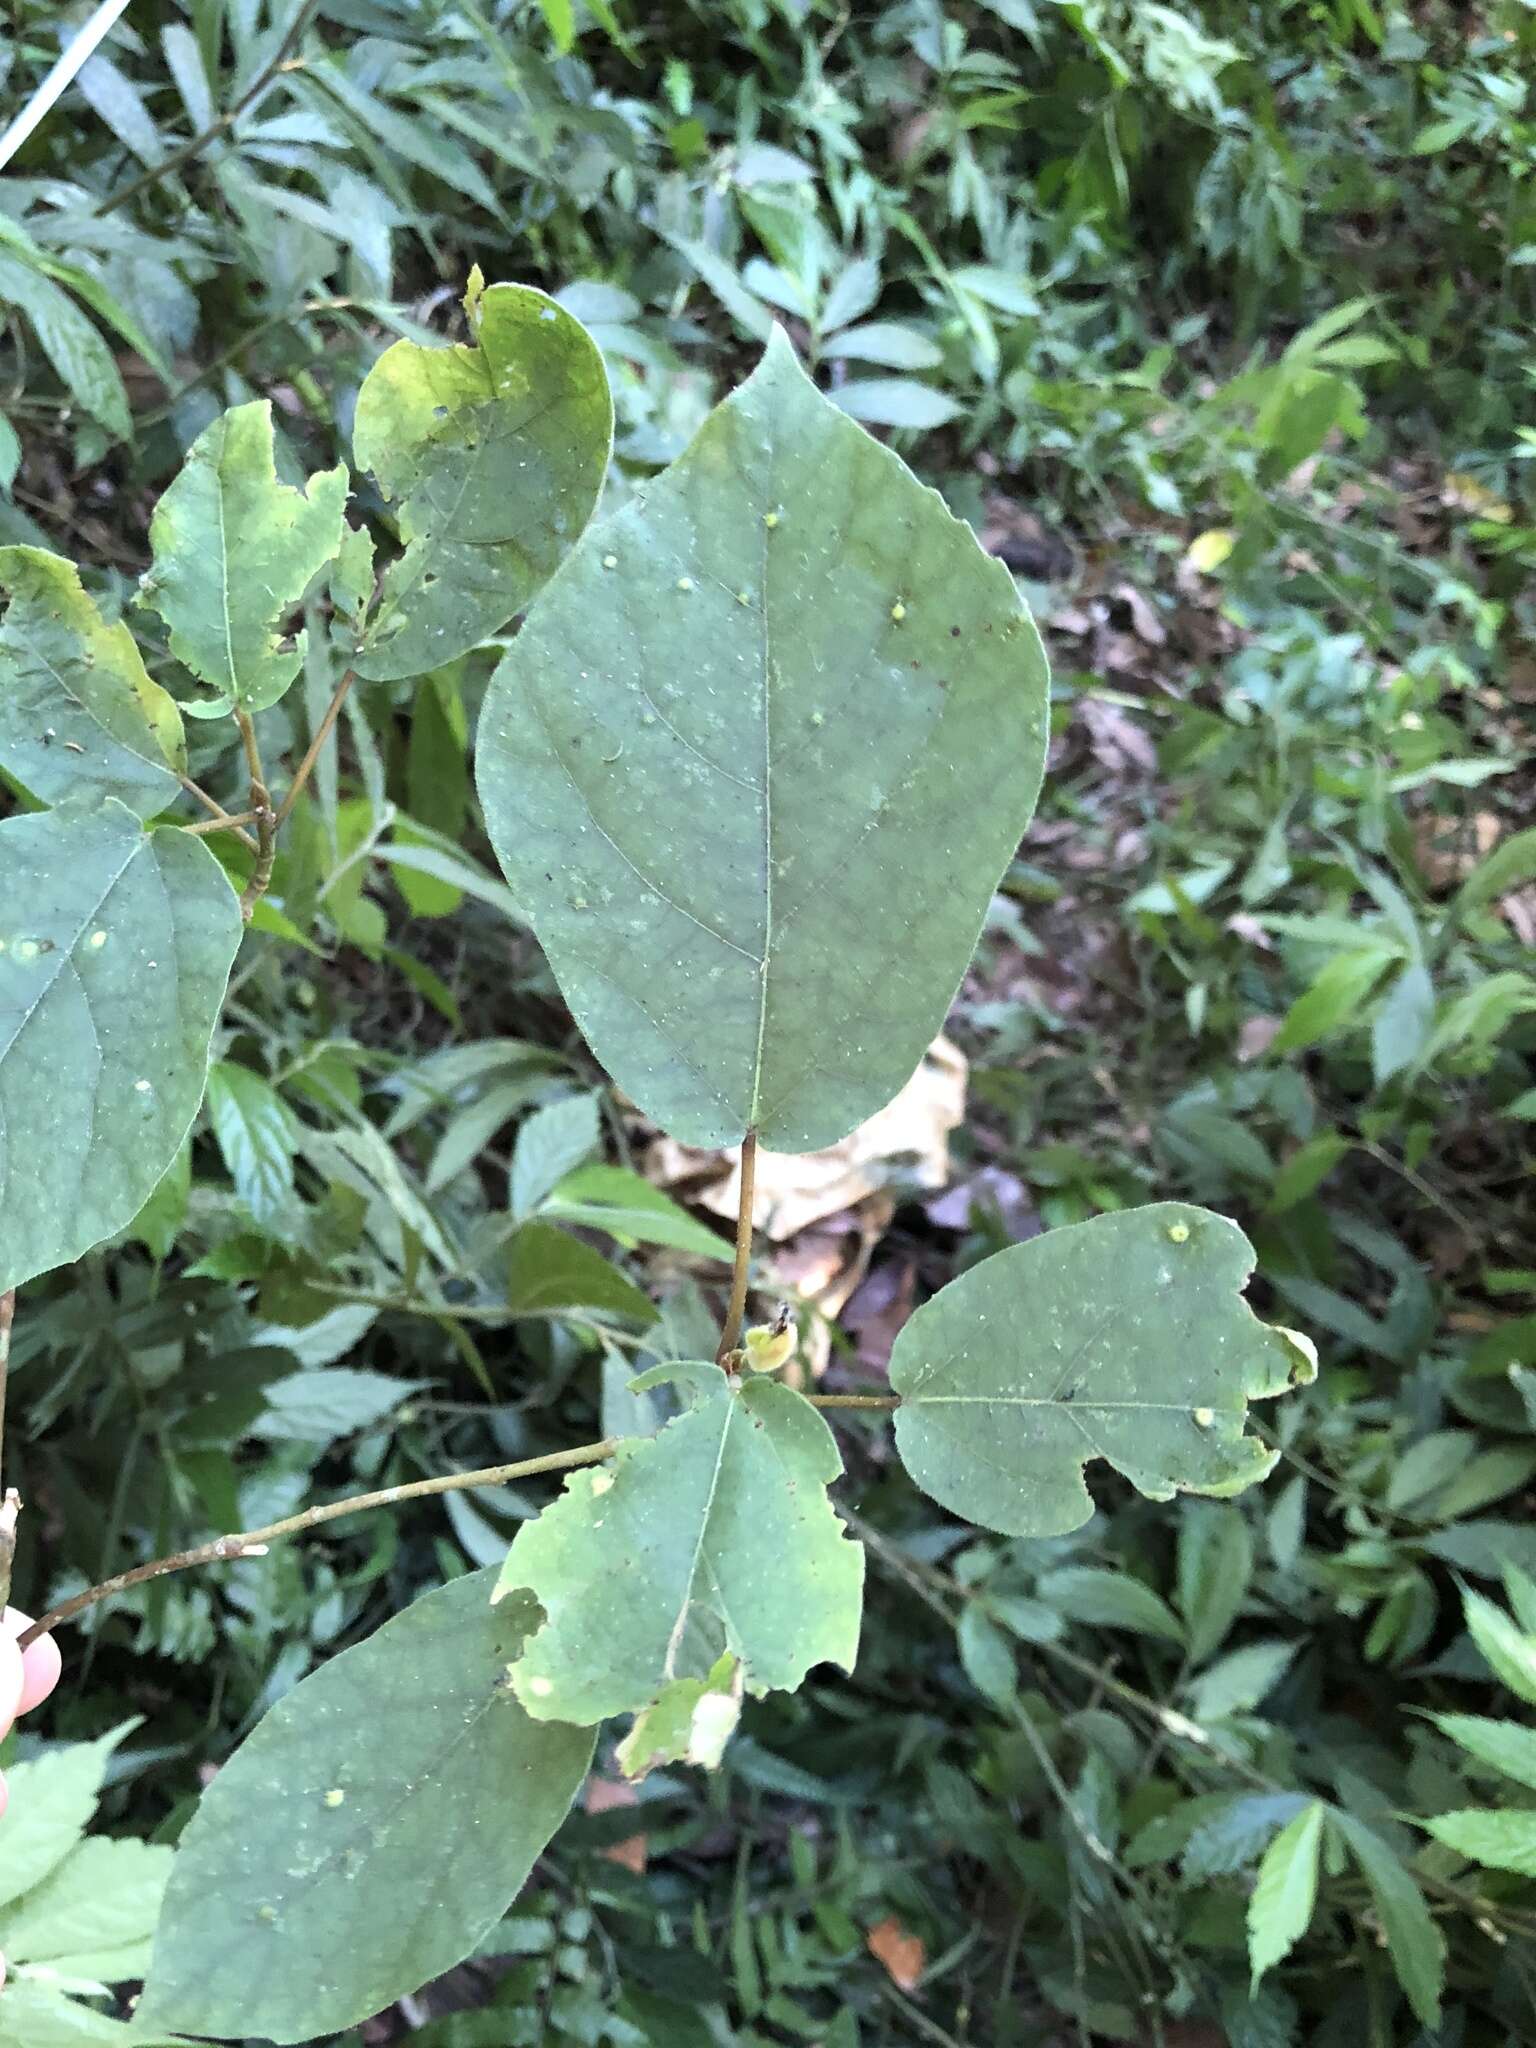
xmin=95 ymin=0 xmax=322 ymax=219
xmin=236 ymin=710 xmax=277 ymax=920
xmin=0 ymin=1289 xmax=13 ymax=1610
xmin=182 ymin=808 xmax=260 ymax=837
xmin=716 ymin=1129 xmax=758 ymax=1365
xmin=806 ymin=1393 xmax=900 ymax=1410
xmin=274 ymin=667 xmax=356 ymax=830
xmin=179 ymin=773 xmax=258 ymax=853
xmin=18 ymin=1438 xmax=619 ymax=1650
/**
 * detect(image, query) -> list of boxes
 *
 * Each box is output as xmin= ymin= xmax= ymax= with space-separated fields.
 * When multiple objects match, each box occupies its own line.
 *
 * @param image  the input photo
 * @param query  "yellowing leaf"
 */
xmin=867 ymin=1916 xmax=926 ymax=1991
xmin=353 ymin=282 xmax=611 ymax=681
xmin=1184 ymin=527 xmax=1235 ymax=573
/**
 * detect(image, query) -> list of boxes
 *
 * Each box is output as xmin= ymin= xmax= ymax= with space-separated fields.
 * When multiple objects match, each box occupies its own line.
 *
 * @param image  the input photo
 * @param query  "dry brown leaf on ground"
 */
xmin=583 ymin=1774 xmax=646 ymax=1874
xmin=866 ymin=1916 xmax=926 ymax=1992
xmin=645 ymin=1036 xmax=967 ymax=1243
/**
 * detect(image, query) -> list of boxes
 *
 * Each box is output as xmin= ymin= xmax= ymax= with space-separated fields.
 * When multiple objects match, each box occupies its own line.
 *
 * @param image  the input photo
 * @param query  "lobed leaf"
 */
xmin=0 ymin=547 xmax=184 ymax=816
xmin=353 ymin=280 xmax=612 ymax=681
xmin=889 ymin=1204 xmax=1316 ymax=1538
xmin=0 ymin=802 xmax=241 ymax=1293
xmin=477 ymin=327 xmax=1049 ymax=1153
xmin=141 ymin=399 xmax=347 ymax=716
xmin=496 ymin=1362 xmax=864 ymax=1734
xmin=136 ymin=1571 xmax=594 ymax=2046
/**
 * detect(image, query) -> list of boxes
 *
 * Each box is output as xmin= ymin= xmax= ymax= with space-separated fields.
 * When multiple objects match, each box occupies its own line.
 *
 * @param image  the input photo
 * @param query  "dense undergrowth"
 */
xmin=1 ymin=1 xmax=1534 ymax=2042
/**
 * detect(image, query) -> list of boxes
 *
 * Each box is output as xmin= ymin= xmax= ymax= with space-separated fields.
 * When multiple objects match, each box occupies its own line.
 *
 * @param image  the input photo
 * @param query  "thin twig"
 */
xmin=235 ymin=709 xmax=277 ymax=920
xmin=182 ymin=808 xmax=259 ymax=837
xmin=716 ymin=1129 xmax=758 ymax=1364
xmin=807 ymin=1393 xmax=900 ymax=1410
xmin=18 ymin=1438 xmax=620 ymax=1649
xmin=179 ymin=773 xmax=258 ymax=852
xmin=0 ymin=1289 xmax=13 ymax=1609
xmin=275 ymin=666 xmax=356 ymax=829
xmin=95 ymin=0 xmax=322 ymax=218
xmin=0 ymin=1289 xmax=12 ymax=1498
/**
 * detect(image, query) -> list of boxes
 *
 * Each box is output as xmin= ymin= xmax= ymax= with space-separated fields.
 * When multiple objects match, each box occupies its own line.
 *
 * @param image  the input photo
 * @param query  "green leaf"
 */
xmin=0 ymin=802 xmax=241 ymax=1293
xmin=0 ymin=547 xmax=185 ymax=816
xmin=1424 ymin=1808 xmax=1536 ymax=1876
xmin=1247 ymin=1802 xmax=1323 ymax=1989
xmin=535 ymin=0 xmax=575 ymax=49
xmin=0 ymin=252 xmax=130 ymax=441
xmin=1036 ymin=1566 xmax=1186 ymax=1643
xmin=543 ymin=1163 xmax=733 ymax=1261
xmin=478 ymin=329 xmax=1048 ymax=1152
xmin=0 ymin=1724 xmax=134 ymax=1912
xmin=136 ymin=1573 xmax=595 ymax=2046
xmin=141 ymin=400 xmax=347 ymax=715
xmin=1330 ymin=1810 xmax=1444 ymax=2026
xmin=1462 ymin=1583 xmax=1536 ymax=1705
xmin=614 ymin=1653 xmax=742 ymax=1778
xmin=205 ymin=1060 xmax=295 ymax=1225
xmin=256 ymin=1367 xmax=428 ymax=1444
xmin=510 ymin=1091 xmax=601 ymax=1220
xmin=1430 ymin=1712 xmax=1536 ymax=1791
xmin=1187 ymin=1639 xmax=1298 ymax=1722
xmin=0 ymin=1836 xmax=171 ymax=1977
xmin=956 ymin=1605 xmax=1018 ymax=1705
xmin=1177 ymin=1502 xmax=1253 ymax=1662
xmin=832 ymin=378 xmax=964 ymax=429
xmin=822 ymin=323 xmax=944 ymax=370
xmin=889 ymin=1204 xmax=1315 ymax=1538
xmin=353 ymin=282 xmax=611 ymax=682
xmin=496 ymin=1364 xmax=864 ymax=1725
xmin=506 ymin=1219 xmax=655 ymax=1321
xmin=0 ymin=1979 xmax=156 ymax=2047
xmin=1270 ymin=947 xmax=1395 ymax=1054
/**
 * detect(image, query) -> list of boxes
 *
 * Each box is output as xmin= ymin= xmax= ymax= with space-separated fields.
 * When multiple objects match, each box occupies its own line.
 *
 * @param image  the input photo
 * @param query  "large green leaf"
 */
xmin=889 ymin=1204 xmax=1316 ymax=1538
xmin=476 ymin=327 xmax=1048 ymax=1152
xmin=136 ymin=1572 xmax=594 ymax=2046
xmin=140 ymin=400 xmax=347 ymax=716
xmin=0 ymin=802 xmax=241 ymax=1292
xmin=0 ymin=547 xmax=184 ymax=816
xmin=497 ymin=1362 xmax=863 ymax=1728
xmin=353 ymin=280 xmax=612 ymax=682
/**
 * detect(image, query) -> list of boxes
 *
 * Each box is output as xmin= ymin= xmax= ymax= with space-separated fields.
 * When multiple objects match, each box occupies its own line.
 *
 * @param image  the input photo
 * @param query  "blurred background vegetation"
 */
xmin=1 ymin=1 xmax=1534 ymax=2042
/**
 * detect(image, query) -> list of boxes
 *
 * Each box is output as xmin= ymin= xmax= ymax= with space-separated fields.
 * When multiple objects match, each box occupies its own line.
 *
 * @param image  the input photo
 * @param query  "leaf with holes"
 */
xmin=353 ymin=280 xmax=612 ymax=682
xmin=0 ymin=547 xmax=185 ymax=817
xmin=0 ymin=800 xmax=241 ymax=1292
xmin=135 ymin=1572 xmax=594 ymax=2046
xmin=496 ymin=1361 xmax=863 ymax=1731
xmin=140 ymin=400 xmax=347 ymax=716
xmin=476 ymin=327 xmax=1048 ymax=1152
xmin=889 ymin=1204 xmax=1316 ymax=1538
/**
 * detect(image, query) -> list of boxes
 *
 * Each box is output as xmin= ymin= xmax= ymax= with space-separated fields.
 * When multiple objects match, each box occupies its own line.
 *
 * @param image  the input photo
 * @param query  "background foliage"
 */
xmin=1 ymin=0 xmax=1534 ymax=2042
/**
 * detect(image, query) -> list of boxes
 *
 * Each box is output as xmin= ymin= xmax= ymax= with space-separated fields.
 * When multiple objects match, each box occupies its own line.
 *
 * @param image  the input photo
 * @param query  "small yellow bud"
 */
xmin=1167 ymin=1221 xmax=1190 ymax=1244
xmin=743 ymin=1304 xmax=797 ymax=1373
